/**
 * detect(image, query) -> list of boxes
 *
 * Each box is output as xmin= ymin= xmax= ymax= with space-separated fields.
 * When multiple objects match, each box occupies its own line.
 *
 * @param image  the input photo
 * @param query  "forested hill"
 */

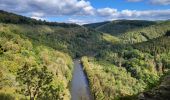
xmin=84 ymin=20 xmax=157 ymax=36
xmin=83 ymin=18 xmax=170 ymax=100
xmin=83 ymin=21 xmax=110 ymax=29
xmin=0 ymin=10 xmax=104 ymax=57
xmin=85 ymin=20 xmax=170 ymax=44
xmin=0 ymin=19 xmax=73 ymax=100
xmin=134 ymin=31 xmax=170 ymax=55
xmin=135 ymin=34 xmax=170 ymax=100
xmin=81 ymin=31 xmax=170 ymax=100
xmin=0 ymin=10 xmax=79 ymax=28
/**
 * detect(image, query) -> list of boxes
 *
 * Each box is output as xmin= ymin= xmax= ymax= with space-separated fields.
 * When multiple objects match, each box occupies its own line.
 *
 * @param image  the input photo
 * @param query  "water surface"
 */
xmin=71 ymin=59 xmax=92 ymax=100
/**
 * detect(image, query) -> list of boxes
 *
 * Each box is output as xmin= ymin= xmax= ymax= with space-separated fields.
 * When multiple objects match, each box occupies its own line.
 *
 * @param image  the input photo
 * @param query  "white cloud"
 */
xmin=121 ymin=10 xmax=134 ymax=17
xmin=97 ymin=8 xmax=117 ymax=17
xmin=113 ymin=9 xmax=170 ymax=20
xmin=85 ymin=9 xmax=170 ymax=24
xmin=0 ymin=0 xmax=95 ymax=16
xmin=150 ymin=0 xmax=170 ymax=5
xmin=96 ymin=8 xmax=170 ymax=20
xmin=31 ymin=12 xmax=44 ymax=17
xmin=67 ymin=17 xmax=100 ymax=25
xmin=126 ymin=0 xmax=170 ymax=5
xmin=68 ymin=18 xmax=88 ymax=25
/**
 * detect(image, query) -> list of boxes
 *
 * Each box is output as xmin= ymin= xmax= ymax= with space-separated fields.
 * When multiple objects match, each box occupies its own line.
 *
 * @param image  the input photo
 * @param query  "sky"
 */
xmin=0 ymin=0 xmax=170 ymax=24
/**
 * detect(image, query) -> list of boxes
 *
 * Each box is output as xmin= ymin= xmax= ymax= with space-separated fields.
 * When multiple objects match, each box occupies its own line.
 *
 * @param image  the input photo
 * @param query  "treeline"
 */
xmin=0 ymin=10 xmax=79 ymax=28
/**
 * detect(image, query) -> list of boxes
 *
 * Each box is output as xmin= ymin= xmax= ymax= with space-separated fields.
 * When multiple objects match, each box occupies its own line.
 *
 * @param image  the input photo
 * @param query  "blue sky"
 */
xmin=0 ymin=0 xmax=170 ymax=24
xmin=89 ymin=0 xmax=170 ymax=10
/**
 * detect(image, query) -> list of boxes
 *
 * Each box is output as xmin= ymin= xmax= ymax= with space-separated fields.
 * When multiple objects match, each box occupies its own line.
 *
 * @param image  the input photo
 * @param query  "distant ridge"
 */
xmin=0 ymin=10 xmax=79 ymax=28
xmin=84 ymin=20 xmax=157 ymax=36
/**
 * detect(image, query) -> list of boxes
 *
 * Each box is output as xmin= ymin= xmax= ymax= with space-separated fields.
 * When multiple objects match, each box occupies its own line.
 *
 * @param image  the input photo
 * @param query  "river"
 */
xmin=70 ymin=59 xmax=92 ymax=100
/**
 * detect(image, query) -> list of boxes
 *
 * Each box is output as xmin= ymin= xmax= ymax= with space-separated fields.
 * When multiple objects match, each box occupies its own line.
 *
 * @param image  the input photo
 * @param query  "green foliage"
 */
xmin=87 ymin=30 xmax=170 ymax=99
xmin=102 ymin=33 xmax=120 ymax=44
xmin=84 ymin=21 xmax=110 ymax=29
xmin=138 ymin=72 xmax=170 ymax=100
xmin=84 ymin=20 xmax=156 ymax=36
xmin=0 ymin=27 xmax=73 ymax=99
xmin=16 ymin=63 xmax=61 ymax=100
xmin=81 ymin=47 xmax=170 ymax=99
xmin=82 ymin=56 xmax=146 ymax=100
xmin=85 ymin=20 xmax=170 ymax=44
xmin=0 ymin=23 xmax=104 ymax=58
xmin=120 ymin=21 xmax=170 ymax=44
xmin=134 ymin=36 xmax=170 ymax=55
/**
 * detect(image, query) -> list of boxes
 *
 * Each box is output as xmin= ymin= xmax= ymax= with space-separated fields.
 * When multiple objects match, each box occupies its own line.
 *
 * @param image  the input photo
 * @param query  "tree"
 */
xmin=16 ymin=63 xmax=53 ymax=100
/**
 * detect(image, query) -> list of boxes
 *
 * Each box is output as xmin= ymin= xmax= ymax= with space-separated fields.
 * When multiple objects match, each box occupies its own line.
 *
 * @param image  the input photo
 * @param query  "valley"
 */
xmin=0 ymin=10 xmax=170 ymax=100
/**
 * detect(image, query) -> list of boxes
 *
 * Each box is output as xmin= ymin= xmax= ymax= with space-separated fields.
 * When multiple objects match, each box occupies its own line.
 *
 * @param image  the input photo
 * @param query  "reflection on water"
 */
xmin=71 ymin=59 xmax=92 ymax=100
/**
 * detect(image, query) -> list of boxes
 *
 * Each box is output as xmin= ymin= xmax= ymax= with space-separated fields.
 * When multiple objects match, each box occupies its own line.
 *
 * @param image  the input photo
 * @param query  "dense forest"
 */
xmin=82 ymin=22 xmax=170 ymax=100
xmin=0 ymin=24 xmax=73 ymax=99
xmin=84 ymin=20 xmax=157 ymax=36
xmin=0 ymin=10 xmax=170 ymax=100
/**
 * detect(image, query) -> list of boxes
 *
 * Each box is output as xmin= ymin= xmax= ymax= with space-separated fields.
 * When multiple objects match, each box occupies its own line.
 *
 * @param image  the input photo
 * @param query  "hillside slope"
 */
xmin=84 ymin=20 xmax=156 ymax=36
xmin=81 ymin=32 xmax=170 ymax=100
xmin=0 ymin=10 xmax=106 ymax=57
xmin=0 ymin=26 xmax=73 ymax=99
xmin=120 ymin=21 xmax=170 ymax=44
xmin=0 ymin=23 xmax=104 ymax=57
xmin=134 ymin=32 xmax=170 ymax=55
xmin=85 ymin=20 xmax=170 ymax=44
